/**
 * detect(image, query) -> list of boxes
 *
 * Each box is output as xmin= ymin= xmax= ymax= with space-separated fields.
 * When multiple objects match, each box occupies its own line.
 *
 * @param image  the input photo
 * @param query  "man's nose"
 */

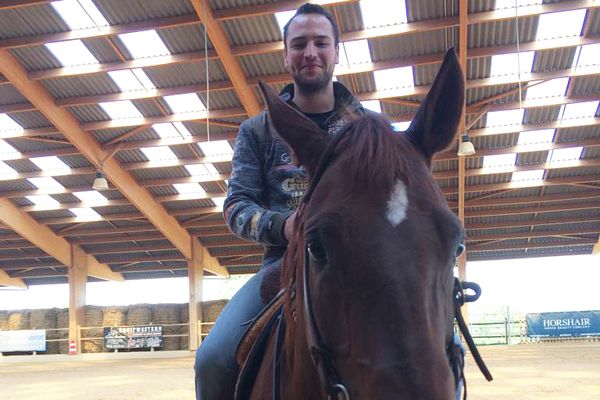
xmin=304 ymin=42 xmax=318 ymax=58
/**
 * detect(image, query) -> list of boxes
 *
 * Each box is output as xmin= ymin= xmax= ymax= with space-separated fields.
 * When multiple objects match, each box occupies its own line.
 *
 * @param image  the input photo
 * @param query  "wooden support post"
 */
xmin=68 ymin=245 xmax=87 ymax=354
xmin=188 ymin=238 xmax=204 ymax=351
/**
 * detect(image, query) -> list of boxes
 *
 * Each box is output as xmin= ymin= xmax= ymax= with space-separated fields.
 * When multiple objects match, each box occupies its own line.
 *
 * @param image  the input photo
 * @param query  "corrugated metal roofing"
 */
xmin=94 ymin=0 xmax=195 ymax=24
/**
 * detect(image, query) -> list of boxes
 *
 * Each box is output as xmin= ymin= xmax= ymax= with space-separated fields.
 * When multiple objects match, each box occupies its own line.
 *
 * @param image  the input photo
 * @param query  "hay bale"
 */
xmin=127 ymin=304 xmax=152 ymax=326
xmin=0 ymin=311 xmax=8 ymax=330
xmin=201 ymin=300 xmax=228 ymax=335
xmin=29 ymin=309 xmax=57 ymax=354
xmin=102 ymin=306 xmax=127 ymax=327
xmin=82 ymin=306 xmax=103 ymax=353
xmin=152 ymin=304 xmax=181 ymax=350
xmin=56 ymin=309 xmax=69 ymax=354
xmin=8 ymin=311 xmax=30 ymax=330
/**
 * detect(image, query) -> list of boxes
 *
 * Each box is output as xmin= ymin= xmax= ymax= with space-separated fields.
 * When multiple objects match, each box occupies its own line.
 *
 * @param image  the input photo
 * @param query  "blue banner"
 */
xmin=526 ymin=310 xmax=600 ymax=337
xmin=0 ymin=330 xmax=46 ymax=352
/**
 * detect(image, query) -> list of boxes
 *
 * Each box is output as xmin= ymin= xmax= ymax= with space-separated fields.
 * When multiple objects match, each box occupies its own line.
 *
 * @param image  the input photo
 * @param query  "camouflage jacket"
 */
xmin=223 ymin=82 xmax=366 ymax=267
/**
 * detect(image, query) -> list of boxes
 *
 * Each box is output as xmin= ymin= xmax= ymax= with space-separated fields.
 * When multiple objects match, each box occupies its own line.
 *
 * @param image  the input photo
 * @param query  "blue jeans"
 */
xmin=194 ymin=266 xmax=270 ymax=400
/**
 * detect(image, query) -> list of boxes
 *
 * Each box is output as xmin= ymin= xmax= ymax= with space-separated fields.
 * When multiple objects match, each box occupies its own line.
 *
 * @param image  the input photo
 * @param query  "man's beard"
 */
xmin=294 ymin=67 xmax=334 ymax=95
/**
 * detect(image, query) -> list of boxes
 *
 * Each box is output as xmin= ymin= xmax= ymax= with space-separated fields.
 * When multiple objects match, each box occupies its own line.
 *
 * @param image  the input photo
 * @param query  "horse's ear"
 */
xmin=257 ymin=81 xmax=329 ymax=176
xmin=406 ymin=48 xmax=465 ymax=160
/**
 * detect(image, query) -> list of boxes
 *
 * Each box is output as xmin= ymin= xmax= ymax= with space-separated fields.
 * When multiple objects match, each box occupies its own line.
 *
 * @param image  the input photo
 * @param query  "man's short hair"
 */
xmin=283 ymin=3 xmax=340 ymax=48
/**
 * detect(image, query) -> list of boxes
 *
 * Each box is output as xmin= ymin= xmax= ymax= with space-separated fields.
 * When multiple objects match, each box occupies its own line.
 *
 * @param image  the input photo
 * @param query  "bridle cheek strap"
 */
xmin=302 ymin=246 xmax=350 ymax=400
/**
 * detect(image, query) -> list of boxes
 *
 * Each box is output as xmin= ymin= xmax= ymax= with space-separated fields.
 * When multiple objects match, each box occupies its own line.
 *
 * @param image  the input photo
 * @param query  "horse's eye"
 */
xmin=455 ymin=243 xmax=465 ymax=257
xmin=307 ymin=240 xmax=327 ymax=264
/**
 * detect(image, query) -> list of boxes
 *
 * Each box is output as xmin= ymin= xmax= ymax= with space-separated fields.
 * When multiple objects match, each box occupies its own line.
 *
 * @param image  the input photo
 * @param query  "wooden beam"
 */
xmin=0 ymin=196 xmax=122 ymax=281
xmin=30 ymin=51 xmax=217 ymax=80
xmin=213 ymin=0 xmax=357 ymax=20
xmin=0 ymin=50 xmax=224 ymax=271
xmin=465 ymin=200 xmax=600 ymax=218
xmin=469 ymin=239 xmax=597 ymax=252
xmin=0 ymin=14 xmax=200 ymax=49
xmin=188 ymin=238 xmax=204 ymax=349
xmin=443 ymin=175 xmax=600 ymax=195
xmin=0 ymin=269 xmax=27 ymax=288
xmin=190 ymin=0 xmax=262 ymax=116
xmin=467 ymin=215 xmax=600 ymax=230
xmin=68 ymin=245 xmax=87 ymax=354
xmin=468 ymin=227 xmax=598 ymax=242
xmin=0 ymin=0 xmax=48 ymax=9
xmin=79 ymin=107 xmax=246 ymax=131
xmin=466 ymin=190 xmax=600 ymax=207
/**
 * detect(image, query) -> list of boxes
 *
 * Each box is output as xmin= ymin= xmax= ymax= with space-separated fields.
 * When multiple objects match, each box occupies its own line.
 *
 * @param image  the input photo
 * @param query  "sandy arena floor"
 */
xmin=0 ymin=342 xmax=599 ymax=399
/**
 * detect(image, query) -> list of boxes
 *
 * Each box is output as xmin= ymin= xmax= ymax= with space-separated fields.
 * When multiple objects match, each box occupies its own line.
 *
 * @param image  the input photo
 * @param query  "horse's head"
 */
xmin=259 ymin=49 xmax=465 ymax=399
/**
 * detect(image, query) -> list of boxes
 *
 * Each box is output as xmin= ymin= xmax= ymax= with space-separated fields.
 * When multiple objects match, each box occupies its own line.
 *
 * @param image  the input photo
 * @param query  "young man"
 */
xmin=194 ymin=4 xmax=368 ymax=399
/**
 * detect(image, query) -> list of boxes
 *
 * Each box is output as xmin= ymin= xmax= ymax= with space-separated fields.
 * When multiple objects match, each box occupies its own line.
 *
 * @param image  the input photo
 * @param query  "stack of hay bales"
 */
xmin=102 ymin=306 xmax=127 ymax=327
xmin=152 ymin=304 xmax=181 ymax=350
xmin=82 ymin=306 xmax=103 ymax=353
xmin=202 ymin=300 xmax=228 ymax=336
xmin=180 ymin=305 xmax=189 ymax=350
xmin=56 ymin=309 xmax=69 ymax=353
xmin=8 ymin=310 xmax=30 ymax=330
xmin=29 ymin=309 xmax=57 ymax=354
xmin=0 ymin=311 xmax=8 ymax=331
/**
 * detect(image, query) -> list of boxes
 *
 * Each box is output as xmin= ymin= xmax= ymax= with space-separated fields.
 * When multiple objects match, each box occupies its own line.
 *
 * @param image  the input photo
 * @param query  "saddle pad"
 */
xmin=235 ymin=302 xmax=283 ymax=400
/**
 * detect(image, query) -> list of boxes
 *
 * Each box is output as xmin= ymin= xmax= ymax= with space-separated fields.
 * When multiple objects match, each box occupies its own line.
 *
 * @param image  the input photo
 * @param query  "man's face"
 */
xmin=284 ymin=13 xmax=339 ymax=94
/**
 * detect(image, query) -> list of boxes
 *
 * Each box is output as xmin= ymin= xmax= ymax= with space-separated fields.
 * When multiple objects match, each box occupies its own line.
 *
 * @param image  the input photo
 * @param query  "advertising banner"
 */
xmin=103 ymin=325 xmax=163 ymax=349
xmin=0 ymin=329 xmax=46 ymax=352
xmin=526 ymin=310 xmax=600 ymax=337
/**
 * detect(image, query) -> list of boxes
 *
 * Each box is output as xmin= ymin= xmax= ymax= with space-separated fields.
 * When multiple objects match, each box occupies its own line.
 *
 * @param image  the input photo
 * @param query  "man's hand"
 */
xmin=284 ymin=211 xmax=297 ymax=242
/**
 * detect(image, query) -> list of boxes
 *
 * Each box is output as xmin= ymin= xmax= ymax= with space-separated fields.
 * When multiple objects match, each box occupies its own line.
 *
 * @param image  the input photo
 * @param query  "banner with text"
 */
xmin=526 ymin=310 xmax=600 ymax=337
xmin=0 ymin=330 xmax=46 ymax=352
xmin=103 ymin=326 xmax=163 ymax=349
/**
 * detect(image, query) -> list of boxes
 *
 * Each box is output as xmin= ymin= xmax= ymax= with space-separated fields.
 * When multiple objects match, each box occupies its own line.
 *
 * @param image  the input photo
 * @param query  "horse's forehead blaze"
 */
xmin=386 ymin=179 xmax=409 ymax=226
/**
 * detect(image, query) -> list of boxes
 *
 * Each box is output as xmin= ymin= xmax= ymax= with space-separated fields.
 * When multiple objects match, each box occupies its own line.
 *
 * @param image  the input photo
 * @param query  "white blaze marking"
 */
xmin=386 ymin=179 xmax=408 ymax=226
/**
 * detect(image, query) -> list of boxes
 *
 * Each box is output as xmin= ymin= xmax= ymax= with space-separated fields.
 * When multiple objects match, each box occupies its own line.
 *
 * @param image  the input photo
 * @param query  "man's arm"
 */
xmin=223 ymin=122 xmax=291 ymax=246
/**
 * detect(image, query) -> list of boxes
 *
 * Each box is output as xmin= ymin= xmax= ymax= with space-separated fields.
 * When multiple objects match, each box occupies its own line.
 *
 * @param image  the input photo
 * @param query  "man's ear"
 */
xmin=258 ymin=81 xmax=330 ymax=176
xmin=406 ymin=48 xmax=465 ymax=161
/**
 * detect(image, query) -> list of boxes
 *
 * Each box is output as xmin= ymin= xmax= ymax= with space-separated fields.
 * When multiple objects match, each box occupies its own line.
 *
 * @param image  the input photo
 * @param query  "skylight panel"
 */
xmin=485 ymin=109 xmax=524 ymax=127
xmin=338 ymin=40 xmax=372 ymax=67
xmin=26 ymin=194 xmax=60 ymax=207
xmin=141 ymin=146 xmax=177 ymax=161
xmin=517 ymin=129 xmax=555 ymax=146
xmin=482 ymin=153 xmax=517 ymax=169
xmin=525 ymin=78 xmax=569 ymax=100
xmin=212 ymin=196 xmax=226 ymax=208
xmin=392 ymin=121 xmax=411 ymax=132
xmin=511 ymin=169 xmax=544 ymax=183
xmin=494 ymin=0 xmax=542 ymax=9
xmin=108 ymin=70 xmax=144 ymax=92
xmin=197 ymin=140 xmax=233 ymax=157
xmin=185 ymin=163 xmax=219 ymax=176
xmin=535 ymin=9 xmax=586 ymax=40
xmin=51 ymin=0 xmax=109 ymax=30
xmin=69 ymin=207 xmax=101 ymax=220
xmin=27 ymin=177 xmax=65 ymax=191
xmin=361 ymin=100 xmax=381 ymax=113
xmin=118 ymin=30 xmax=170 ymax=59
xmin=99 ymin=100 xmax=142 ymax=120
xmin=576 ymin=44 xmax=600 ymax=68
xmin=132 ymin=68 xmax=155 ymax=89
xmin=173 ymin=183 xmax=206 ymax=196
xmin=548 ymin=147 xmax=583 ymax=164
xmin=0 ymin=161 xmax=17 ymax=178
xmin=164 ymin=93 xmax=206 ymax=114
xmin=561 ymin=101 xmax=599 ymax=119
xmin=275 ymin=10 xmax=296 ymax=32
xmin=489 ymin=51 xmax=534 ymax=77
xmin=0 ymin=114 xmax=23 ymax=135
xmin=30 ymin=156 xmax=70 ymax=172
xmin=152 ymin=122 xmax=191 ymax=139
xmin=373 ymin=67 xmax=414 ymax=91
xmin=0 ymin=139 xmax=21 ymax=157
xmin=360 ymin=0 xmax=407 ymax=28
xmin=73 ymin=190 xmax=107 ymax=203
xmin=45 ymin=40 xmax=98 ymax=66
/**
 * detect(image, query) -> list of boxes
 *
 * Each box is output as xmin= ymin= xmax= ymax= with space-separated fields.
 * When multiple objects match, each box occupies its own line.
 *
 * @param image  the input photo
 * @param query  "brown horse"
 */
xmin=237 ymin=49 xmax=484 ymax=400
